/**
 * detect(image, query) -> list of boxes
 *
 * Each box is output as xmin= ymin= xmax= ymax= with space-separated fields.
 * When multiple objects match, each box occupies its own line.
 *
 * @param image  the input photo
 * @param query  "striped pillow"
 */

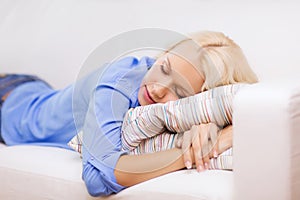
xmin=68 ymin=84 xmax=247 ymax=170
xmin=120 ymin=84 xmax=246 ymax=170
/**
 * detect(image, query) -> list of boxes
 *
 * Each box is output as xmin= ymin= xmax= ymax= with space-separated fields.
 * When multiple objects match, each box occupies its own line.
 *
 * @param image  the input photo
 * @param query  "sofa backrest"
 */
xmin=1 ymin=0 xmax=299 ymax=88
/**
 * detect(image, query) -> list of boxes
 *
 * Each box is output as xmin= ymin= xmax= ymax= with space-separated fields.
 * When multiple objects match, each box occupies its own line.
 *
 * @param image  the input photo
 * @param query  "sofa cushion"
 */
xmin=0 ymin=145 xmax=93 ymax=200
xmin=0 ymin=145 xmax=233 ymax=200
xmin=0 ymin=143 xmax=6 ymax=149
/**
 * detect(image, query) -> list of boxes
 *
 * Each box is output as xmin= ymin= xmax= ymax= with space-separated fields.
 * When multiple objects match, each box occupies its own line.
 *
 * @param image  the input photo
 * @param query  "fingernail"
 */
xmin=198 ymin=165 xmax=203 ymax=172
xmin=185 ymin=161 xmax=192 ymax=169
xmin=213 ymin=150 xmax=218 ymax=158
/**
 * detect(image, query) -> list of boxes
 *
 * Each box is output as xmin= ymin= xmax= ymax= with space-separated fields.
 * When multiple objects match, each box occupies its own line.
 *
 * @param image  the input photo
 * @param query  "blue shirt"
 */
xmin=1 ymin=56 xmax=155 ymax=196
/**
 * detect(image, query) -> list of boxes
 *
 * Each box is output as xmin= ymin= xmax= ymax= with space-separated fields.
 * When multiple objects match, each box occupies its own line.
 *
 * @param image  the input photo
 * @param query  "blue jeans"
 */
xmin=0 ymin=74 xmax=46 ymax=143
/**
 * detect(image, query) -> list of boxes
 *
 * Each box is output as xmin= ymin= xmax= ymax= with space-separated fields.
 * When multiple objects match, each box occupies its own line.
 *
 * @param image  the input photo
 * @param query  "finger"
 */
xmin=191 ymin=126 xmax=204 ymax=172
xmin=212 ymin=129 xmax=221 ymax=158
xmin=207 ymin=140 xmax=214 ymax=169
xmin=175 ymin=132 xmax=183 ymax=148
xmin=181 ymin=131 xmax=193 ymax=169
xmin=176 ymin=137 xmax=183 ymax=148
xmin=209 ymin=123 xmax=219 ymax=158
xmin=200 ymin=125 xmax=210 ymax=170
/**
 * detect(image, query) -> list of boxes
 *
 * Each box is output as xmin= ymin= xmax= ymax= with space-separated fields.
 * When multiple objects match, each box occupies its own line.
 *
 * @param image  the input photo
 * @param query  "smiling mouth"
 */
xmin=145 ymin=85 xmax=155 ymax=104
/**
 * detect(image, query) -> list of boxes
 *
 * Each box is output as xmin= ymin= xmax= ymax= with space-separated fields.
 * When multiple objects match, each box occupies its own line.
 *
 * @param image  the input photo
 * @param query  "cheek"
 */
xmin=137 ymin=87 xmax=143 ymax=104
xmin=143 ymin=69 xmax=159 ymax=84
xmin=164 ymin=94 xmax=179 ymax=103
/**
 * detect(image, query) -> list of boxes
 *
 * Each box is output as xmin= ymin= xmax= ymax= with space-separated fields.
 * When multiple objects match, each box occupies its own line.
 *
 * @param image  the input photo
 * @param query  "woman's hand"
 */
xmin=175 ymin=123 xmax=220 ymax=172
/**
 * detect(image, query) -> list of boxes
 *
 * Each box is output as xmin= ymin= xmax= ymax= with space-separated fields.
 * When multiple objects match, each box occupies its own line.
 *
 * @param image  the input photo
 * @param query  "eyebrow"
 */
xmin=165 ymin=56 xmax=172 ymax=72
xmin=167 ymin=56 xmax=192 ymax=96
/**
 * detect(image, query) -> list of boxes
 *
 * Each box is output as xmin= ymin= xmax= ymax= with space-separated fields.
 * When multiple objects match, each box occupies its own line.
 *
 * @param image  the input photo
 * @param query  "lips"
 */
xmin=144 ymin=85 xmax=155 ymax=104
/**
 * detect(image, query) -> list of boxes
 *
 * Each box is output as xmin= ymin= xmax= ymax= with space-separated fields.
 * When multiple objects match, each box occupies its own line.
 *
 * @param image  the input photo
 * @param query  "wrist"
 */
xmin=217 ymin=126 xmax=233 ymax=153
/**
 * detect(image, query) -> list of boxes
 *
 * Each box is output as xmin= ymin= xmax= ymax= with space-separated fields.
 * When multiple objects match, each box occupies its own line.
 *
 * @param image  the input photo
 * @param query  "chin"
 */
xmin=139 ymin=99 xmax=148 ymax=106
xmin=137 ymin=92 xmax=145 ymax=106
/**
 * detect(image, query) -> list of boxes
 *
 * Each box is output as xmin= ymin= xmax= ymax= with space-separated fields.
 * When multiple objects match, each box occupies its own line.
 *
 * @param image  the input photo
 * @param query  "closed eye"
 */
xmin=174 ymin=87 xmax=186 ymax=99
xmin=160 ymin=63 xmax=169 ymax=75
xmin=160 ymin=57 xmax=172 ymax=75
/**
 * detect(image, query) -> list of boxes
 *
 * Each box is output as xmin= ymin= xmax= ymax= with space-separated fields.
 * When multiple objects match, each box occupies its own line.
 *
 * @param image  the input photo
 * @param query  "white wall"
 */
xmin=0 ymin=0 xmax=299 ymax=88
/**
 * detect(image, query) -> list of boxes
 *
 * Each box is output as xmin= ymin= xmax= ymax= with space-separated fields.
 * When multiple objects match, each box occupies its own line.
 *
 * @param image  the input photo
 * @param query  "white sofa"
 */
xmin=1 ymin=1 xmax=300 ymax=199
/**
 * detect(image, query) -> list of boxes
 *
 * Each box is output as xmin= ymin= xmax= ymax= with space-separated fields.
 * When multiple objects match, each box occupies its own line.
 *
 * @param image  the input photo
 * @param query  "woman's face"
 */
xmin=138 ymin=53 xmax=204 ymax=106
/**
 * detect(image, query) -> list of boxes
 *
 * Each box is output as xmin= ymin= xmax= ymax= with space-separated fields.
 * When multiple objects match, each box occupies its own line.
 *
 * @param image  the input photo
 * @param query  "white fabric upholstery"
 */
xmin=0 ymin=143 xmax=6 ymax=149
xmin=0 ymin=145 xmax=232 ymax=200
xmin=1 ymin=1 xmax=300 ymax=89
xmin=233 ymin=80 xmax=300 ymax=200
xmin=111 ymin=170 xmax=232 ymax=200
xmin=0 ymin=146 xmax=92 ymax=200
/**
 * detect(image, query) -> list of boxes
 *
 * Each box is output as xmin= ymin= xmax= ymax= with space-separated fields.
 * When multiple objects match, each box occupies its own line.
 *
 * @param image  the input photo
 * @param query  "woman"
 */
xmin=0 ymin=31 xmax=257 ymax=196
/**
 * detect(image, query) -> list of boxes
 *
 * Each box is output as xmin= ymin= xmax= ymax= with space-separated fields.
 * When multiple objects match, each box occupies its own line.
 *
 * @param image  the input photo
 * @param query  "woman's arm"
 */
xmin=115 ymin=148 xmax=186 ymax=186
xmin=115 ymin=125 xmax=232 ymax=186
xmin=121 ymin=84 xmax=244 ymax=152
xmin=218 ymin=125 xmax=232 ymax=153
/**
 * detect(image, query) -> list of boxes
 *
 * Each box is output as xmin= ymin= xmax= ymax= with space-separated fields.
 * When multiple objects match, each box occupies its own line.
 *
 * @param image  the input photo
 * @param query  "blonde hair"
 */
xmin=167 ymin=31 xmax=258 ymax=92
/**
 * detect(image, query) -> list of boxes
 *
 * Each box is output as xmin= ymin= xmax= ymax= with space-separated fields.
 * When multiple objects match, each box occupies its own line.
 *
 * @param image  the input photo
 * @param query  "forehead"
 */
xmin=169 ymin=39 xmax=202 ymax=69
xmin=165 ymin=52 xmax=204 ymax=94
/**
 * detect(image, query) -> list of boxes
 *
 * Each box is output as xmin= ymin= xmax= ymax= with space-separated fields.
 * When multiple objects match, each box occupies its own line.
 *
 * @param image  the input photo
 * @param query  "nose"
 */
xmin=150 ymin=82 xmax=178 ymax=103
xmin=152 ymin=83 xmax=168 ymax=99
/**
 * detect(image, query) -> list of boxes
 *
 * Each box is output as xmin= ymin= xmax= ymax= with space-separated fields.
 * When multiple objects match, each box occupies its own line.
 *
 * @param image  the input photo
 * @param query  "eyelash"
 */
xmin=175 ymin=87 xmax=185 ymax=99
xmin=160 ymin=59 xmax=185 ymax=98
xmin=160 ymin=61 xmax=171 ymax=75
xmin=160 ymin=64 xmax=168 ymax=75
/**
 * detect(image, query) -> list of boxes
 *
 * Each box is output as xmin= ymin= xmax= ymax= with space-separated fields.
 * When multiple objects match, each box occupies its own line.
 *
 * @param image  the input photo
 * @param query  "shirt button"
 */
xmin=91 ymin=157 xmax=94 ymax=160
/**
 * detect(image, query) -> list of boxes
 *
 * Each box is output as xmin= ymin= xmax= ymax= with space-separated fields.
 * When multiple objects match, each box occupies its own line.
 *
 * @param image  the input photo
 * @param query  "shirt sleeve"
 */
xmin=81 ymin=84 xmax=129 ymax=196
xmin=79 ymin=56 xmax=152 ymax=197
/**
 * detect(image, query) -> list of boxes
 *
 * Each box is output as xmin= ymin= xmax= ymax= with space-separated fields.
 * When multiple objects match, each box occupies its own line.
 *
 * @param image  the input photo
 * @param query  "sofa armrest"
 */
xmin=233 ymin=81 xmax=300 ymax=200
